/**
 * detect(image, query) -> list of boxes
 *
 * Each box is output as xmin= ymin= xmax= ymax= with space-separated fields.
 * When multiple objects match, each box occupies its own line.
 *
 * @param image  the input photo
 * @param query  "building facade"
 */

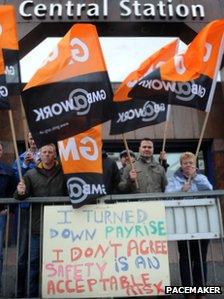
xmin=0 ymin=0 xmax=224 ymax=188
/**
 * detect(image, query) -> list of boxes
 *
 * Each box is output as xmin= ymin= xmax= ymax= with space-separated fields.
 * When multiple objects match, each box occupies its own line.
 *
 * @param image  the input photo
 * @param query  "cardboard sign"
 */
xmin=42 ymin=202 xmax=170 ymax=297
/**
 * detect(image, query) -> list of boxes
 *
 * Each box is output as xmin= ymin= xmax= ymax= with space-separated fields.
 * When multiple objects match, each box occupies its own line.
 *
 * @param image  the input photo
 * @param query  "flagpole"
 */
xmin=122 ymin=133 xmax=139 ymax=189
xmin=188 ymin=33 xmax=224 ymax=184
xmin=20 ymin=97 xmax=29 ymax=151
xmin=161 ymin=105 xmax=171 ymax=154
xmin=17 ymin=49 xmax=29 ymax=151
xmin=195 ymin=112 xmax=210 ymax=159
xmin=195 ymin=34 xmax=224 ymax=160
xmin=7 ymin=4 xmax=29 ymax=151
xmin=17 ymin=40 xmax=29 ymax=151
xmin=8 ymin=110 xmax=22 ymax=181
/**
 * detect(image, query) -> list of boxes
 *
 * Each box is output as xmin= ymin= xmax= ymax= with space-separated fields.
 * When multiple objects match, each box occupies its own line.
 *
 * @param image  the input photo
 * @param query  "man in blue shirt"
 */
xmin=12 ymin=132 xmax=40 ymax=182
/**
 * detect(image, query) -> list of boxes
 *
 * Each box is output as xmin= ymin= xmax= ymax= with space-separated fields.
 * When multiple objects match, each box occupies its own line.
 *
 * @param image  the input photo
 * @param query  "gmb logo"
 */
xmin=0 ymin=86 xmax=8 ymax=98
xmin=67 ymin=177 xmax=88 ymax=204
xmin=67 ymin=177 xmax=106 ymax=204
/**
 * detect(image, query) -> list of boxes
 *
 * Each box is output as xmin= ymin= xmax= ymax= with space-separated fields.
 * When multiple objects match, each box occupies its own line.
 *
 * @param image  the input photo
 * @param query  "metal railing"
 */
xmin=0 ymin=190 xmax=224 ymax=298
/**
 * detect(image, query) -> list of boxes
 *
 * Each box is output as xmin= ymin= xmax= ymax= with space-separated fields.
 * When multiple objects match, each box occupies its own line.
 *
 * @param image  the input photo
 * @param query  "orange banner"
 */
xmin=129 ymin=19 xmax=224 ymax=112
xmin=0 ymin=50 xmax=4 ymax=75
xmin=58 ymin=125 xmax=106 ymax=208
xmin=161 ymin=19 xmax=224 ymax=81
xmin=0 ymin=5 xmax=18 ymax=50
xmin=58 ymin=125 xmax=102 ymax=175
xmin=22 ymin=24 xmax=113 ymax=147
xmin=0 ymin=5 xmax=21 ymax=96
xmin=114 ymin=38 xmax=179 ymax=102
xmin=25 ymin=24 xmax=107 ymax=89
xmin=110 ymin=39 xmax=178 ymax=135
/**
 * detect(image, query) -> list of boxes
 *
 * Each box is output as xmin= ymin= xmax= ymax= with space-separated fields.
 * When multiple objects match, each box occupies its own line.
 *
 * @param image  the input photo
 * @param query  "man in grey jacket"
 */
xmin=120 ymin=138 xmax=167 ymax=193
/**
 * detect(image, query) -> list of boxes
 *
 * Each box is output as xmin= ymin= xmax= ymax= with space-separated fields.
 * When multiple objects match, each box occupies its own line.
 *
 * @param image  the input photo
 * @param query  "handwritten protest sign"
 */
xmin=42 ymin=202 xmax=170 ymax=297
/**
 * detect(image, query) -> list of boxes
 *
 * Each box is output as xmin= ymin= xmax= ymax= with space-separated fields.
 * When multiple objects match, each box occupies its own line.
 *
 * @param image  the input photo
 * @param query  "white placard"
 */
xmin=42 ymin=201 xmax=170 ymax=297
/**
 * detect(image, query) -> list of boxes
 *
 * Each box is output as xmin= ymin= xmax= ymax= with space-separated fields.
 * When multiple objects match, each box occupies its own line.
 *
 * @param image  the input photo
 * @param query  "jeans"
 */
xmin=17 ymin=208 xmax=29 ymax=297
xmin=178 ymin=239 xmax=209 ymax=287
xmin=0 ymin=214 xmax=6 ymax=290
xmin=17 ymin=207 xmax=40 ymax=298
xmin=29 ymin=235 xmax=40 ymax=297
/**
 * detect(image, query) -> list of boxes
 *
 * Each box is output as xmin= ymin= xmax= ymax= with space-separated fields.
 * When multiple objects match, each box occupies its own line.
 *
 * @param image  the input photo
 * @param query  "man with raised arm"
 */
xmin=119 ymin=138 xmax=168 ymax=193
xmin=165 ymin=152 xmax=212 ymax=299
xmin=15 ymin=143 xmax=67 ymax=297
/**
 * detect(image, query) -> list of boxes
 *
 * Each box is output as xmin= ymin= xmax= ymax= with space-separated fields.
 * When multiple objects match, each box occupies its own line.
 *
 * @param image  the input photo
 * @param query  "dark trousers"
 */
xmin=17 ymin=207 xmax=40 ymax=298
xmin=29 ymin=235 xmax=40 ymax=297
xmin=0 ymin=214 xmax=6 ymax=290
xmin=178 ymin=239 xmax=209 ymax=287
xmin=17 ymin=208 xmax=29 ymax=297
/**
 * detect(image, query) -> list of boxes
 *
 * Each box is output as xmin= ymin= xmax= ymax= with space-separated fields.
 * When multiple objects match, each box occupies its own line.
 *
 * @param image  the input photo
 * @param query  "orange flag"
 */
xmin=22 ymin=24 xmax=113 ymax=148
xmin=0 ymin=5 xmax=21 ymax=95
xmin=110 ymin=39 xmax=179 ymax=135
xmin=58 ymin=125 xmax=106 ymax=208
xmin=114 ymin=38 xmax=179 ymax=102
xmin=129 ymin=19 xmax=224 ymax=112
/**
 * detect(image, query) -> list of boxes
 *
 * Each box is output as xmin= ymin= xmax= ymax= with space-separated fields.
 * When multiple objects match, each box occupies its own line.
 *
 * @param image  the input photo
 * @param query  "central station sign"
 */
xmin=15 ymin=0 xmax=222 ymax=22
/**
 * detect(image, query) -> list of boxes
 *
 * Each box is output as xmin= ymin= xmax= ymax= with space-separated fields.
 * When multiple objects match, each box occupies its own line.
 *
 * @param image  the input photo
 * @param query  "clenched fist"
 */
xmin=17 ymin=180 xmax=26 ymax=195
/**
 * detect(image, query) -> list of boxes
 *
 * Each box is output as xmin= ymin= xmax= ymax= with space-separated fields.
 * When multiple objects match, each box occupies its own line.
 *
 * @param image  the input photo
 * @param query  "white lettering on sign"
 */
xmin=127 ymin=60 xmax=166 ymax=88
xmin=70 ymin=38 xmax=89 ymax=63
xmin=203 ymin=43 xmax=212 ymax=62
xmin=117 ymin=101 xmax=165 ymax=123
xmin=0 ymin=86 xmax=8 ymax=98
xmin=19 ymin=0 xmax=205 ymax=19
xmin=120 ymin=0 xmax=205 ymax=18
xmin=5 ymin=66 xmax=16 ymax=76
xmin=41 ymin=38 xmax=89 ymax=67
xmin=33 ymin=88 xmax=107 ymax=121
xmin=66 ymin=177 xmax=106 ymax=203
xmin=19 ymin=0 xmax=109 ymax=18
xmin=138 ymin=79 xmax=207 ymax=102
xmin=174 ymin=55 xmax=186 ymax=75
xmin=58 ymin=136 xmax=98 ymax=161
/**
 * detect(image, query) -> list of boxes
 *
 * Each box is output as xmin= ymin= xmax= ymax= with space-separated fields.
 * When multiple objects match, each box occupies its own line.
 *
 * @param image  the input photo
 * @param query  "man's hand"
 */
xmin=129 ymin=169 xmax=138 ymax=181
xmin=0 ymin=209 xmax=7 ymax=215
xmin=17 ymin=180 xmax=26 ymax=195
xmin=159 ymin=150 xmax=167 ymax=161
xmin=182 ymin=181 xmax=191 ymax=192
xmin=24 ymin=151 xmax=34 ymax=165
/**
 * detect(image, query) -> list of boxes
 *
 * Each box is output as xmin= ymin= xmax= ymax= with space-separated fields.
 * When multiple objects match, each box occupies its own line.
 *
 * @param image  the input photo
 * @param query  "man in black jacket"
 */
xmin=119 ymin=149 xmax=136 ymax=176
xmin=102 ymin=150 xmax=121 ymax=194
